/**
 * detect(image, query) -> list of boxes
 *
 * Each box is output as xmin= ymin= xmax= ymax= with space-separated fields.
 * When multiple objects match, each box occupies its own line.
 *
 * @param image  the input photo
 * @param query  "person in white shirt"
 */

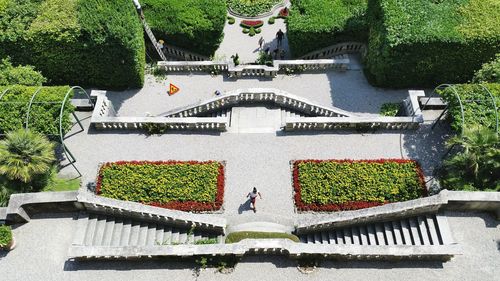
xmin=246 ymin=187 xmax=262 ymax=213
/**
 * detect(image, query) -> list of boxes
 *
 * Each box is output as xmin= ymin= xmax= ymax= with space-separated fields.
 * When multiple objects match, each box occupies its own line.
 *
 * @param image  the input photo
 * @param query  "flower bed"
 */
xmin=96 ymin=161 xmax=224 ymax=212
xmin=240 ymin=20 xmax=264 ymax=28
xmin=227 ymin=0 xmax=281 ymax=17
xmin=278 ymin=7 xmax=288 ymax=18
xmin=292 ymin=159 xmax=426 ymax=212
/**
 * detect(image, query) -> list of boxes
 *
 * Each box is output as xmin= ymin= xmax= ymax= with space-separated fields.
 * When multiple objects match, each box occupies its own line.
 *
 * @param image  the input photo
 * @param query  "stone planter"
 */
xmin=2 ymin=237 xmax=15 ymax=251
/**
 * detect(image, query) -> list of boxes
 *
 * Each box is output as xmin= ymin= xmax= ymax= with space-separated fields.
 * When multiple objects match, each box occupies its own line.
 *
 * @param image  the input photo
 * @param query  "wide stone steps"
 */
xmin=73 ymin=212 xmax=223 ymax=247
xmin=299 ymin=214 xmax=454 ymax=246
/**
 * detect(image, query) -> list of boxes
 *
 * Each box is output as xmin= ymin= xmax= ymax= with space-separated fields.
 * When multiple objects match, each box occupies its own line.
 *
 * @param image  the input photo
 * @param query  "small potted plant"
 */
xmin=0 ymin=225 xmax=15 ymax=251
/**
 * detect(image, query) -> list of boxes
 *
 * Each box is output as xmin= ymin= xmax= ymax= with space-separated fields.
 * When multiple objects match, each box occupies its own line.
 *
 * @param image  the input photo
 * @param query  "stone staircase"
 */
xmin=298 ymin=214 xmax=454 ymax=246
xmin=72 ymin=212 xmax=224 ymax=247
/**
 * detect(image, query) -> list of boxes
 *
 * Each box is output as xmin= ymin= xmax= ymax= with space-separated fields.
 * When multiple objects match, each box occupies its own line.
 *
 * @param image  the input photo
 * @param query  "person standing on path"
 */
xmin=258 ymin=36 xmax=265 ymax=50
xmin=246 ymin=187 xmax=262 ymax=213
xmin=276 ymin=29 xmax=285 ymax=47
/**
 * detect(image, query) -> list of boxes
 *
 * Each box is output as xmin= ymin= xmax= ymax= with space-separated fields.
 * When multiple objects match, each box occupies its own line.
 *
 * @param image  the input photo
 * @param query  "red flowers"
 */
xmin=240 ymin=20 xmax=263 ymax=28
xmin=292 ymin=159 xmax=427 ymax=212
xmin=95 ymin=160 xmax=225 ymax=212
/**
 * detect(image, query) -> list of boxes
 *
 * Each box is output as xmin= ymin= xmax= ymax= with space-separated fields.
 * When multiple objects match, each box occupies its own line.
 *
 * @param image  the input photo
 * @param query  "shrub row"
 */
xmin=0 ymin=0 xmax=145 ymax=89
xmin=96 ymin=161 xmax=225 ymax=212
xmin=439 ymin=83 xmax=500 ymax=133
xmin=287 ymin=0 xmax=368 ymax=58
xmin=142 ymin=0 xmax=226 ymax=56
xmin=0 ymin=85 xmax=74 ymax=136
xmin=293 ymin=159 xmax=426 ymax=212
xmin=0 ymin=57 xmax=46 ymax=86
xmin=365 ymin=0 xmax=500 ymax=88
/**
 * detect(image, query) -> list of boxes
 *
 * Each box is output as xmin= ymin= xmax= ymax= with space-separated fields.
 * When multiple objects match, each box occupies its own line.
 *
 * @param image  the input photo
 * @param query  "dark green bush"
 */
xmin=473 ymin=54 xmax=500 ymax=84
xmin=439 ymin=83 xmax=500 ymax=133
xmin=0 ymin=57 xmax=46 ymax=86
xmin=268 ymin=16 xmax=276 ymax=25
xmin=0 ymin=225 xmax=13 ymax=248
xmin=249 ymin=27 xmax=256 ymax=37
xmin=227 ymin=16 xmax=235 ymax=25
xmin=0 ymin=85 xmax=74 ymax=136
xmin=365 ymin=0 xmax=500 ymax=88
xmin=142 ymin=0 xmax=226 ymax=56
xmin=0 ymin=0 xmax=145 ymax=89
xmin=287 ymin=0 xmax=368 ymax=58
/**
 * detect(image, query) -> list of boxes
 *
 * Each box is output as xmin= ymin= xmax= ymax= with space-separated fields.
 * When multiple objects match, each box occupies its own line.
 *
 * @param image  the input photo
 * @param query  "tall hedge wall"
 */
xmin=365 ymin=0 xmax=500 ymax=88
xmin=0 ymin=0 xmax=145 ymax=89
xmin=142 ymin=0 xmax=227 ymax=56
xmin=287 ymin=0 xmax=368 ymax=58
xmin=0 ymin=85 xmax=74 ymax=136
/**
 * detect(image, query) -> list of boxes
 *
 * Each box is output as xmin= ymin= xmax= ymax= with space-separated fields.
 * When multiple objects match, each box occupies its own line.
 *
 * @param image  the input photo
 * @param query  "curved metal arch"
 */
xmin=477 ymin=84 xmax=499 ymax=134
xmin=429 ymin=84 xmax=466 ymax=135
xmin=24 ymin=86 xmax=43 ymax=130
xmin=58 ymin=86 xmax=93 ymax=178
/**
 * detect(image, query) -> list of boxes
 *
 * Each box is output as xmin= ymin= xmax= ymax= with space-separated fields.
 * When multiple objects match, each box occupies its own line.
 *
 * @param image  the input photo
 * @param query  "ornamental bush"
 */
xmin=473 ymin=54 xmax=500 ymax=84
xmin=293 ymin=159 xmax=425 ymax=211
xmin=142 ymin=0 xmax=226 ymax=56
xmin=0 ymin=0 xmax=145 ymax=89
xmin=365 ymin=0 xmax=500 ymax=88
xmin=96 ymin=161 xmax=225 ymax=211
xmin=0 ymin=85 xmax=74 ymax=136
xmin=0 ymin=225 xmax=13 ymax=248
xmin=287 ymin=0 xmax=368 ymax=58
xmin=0 ymin=57 xmax=46 ymax=86
xmin=439 ymin=83 xmax=500 ymax=133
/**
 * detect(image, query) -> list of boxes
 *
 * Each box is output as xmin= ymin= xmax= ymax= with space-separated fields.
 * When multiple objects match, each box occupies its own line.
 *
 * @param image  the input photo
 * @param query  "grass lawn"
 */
xmin=43 ymin=177 xmax=80 ymax=192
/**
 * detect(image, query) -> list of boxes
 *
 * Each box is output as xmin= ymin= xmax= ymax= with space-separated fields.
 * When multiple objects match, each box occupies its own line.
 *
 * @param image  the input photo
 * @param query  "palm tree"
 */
xmin=442 ymin=127 xmax=500 ymax=191
xmin=0 ymin=129 xmax=55 ymax=184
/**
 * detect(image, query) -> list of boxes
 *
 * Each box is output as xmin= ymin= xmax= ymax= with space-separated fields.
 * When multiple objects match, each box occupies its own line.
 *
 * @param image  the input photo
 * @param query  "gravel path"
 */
xmin=1 ymin=211 xmax=498 ymax=281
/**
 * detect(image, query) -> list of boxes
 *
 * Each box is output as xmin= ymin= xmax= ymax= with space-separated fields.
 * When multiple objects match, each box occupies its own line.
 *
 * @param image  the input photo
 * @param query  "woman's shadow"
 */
xmin=238 ymin=198 xmax=253 ymax=214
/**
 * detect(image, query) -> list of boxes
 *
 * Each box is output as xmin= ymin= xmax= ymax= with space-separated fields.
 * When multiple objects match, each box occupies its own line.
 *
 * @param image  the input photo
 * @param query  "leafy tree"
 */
xmin=441 ymin=127 xmax=500 ymax=191
xmin=0 ymin=129 xmax=55 ymax=186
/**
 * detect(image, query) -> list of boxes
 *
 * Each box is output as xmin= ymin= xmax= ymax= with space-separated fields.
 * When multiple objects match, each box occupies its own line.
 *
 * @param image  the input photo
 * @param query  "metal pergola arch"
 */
xmin=424 ymin=83 xmax=499 ymax=136
xmin=0 ymin=86 xmax=94 ymax=178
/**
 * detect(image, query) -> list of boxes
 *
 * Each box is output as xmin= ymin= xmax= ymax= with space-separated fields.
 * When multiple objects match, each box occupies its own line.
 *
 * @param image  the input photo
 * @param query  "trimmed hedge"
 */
xmin=227 ymin=0 xmax=281 ymax=17
xmin=0 ymin=0 xmax=145 ymax=89
xmin=439 ymin=83 xmax=500 ymax=133
xmin=225 ymin=231 xmax=300 ymax=244
xmin=287 ymin=0 xmax=368 ymax=58
xmin=96 ymin=161 xmax=225 ymax=212
xmin=473 ymin=54 xmax=500 ymax=84
xmin=0 ymin=85 xmax=74 ymax=136
xmin=293 ymin=159 xmax=426 ymax=212
xmin=142 ymin=0 xmax=226 ymax=56
xmin=365 ymin=0 xmax=500 ymax=88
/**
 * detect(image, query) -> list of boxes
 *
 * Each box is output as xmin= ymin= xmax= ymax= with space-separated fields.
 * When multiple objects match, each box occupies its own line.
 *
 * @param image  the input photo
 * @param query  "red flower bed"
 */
xmin=95 ymin=160 xmax=225 ymax=212
xmin=240 ymin=20 xmax=264 ymax=28
xmin=292 ymin=159 xmax=427 ymax=212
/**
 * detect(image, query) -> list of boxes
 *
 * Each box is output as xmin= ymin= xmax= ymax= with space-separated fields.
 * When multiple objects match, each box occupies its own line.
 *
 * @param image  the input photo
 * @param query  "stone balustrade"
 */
xmin=160 ymin=88 xmax=355 ymax=118
xmin=285 ymin=116 xmax=423 ymax=131
xmin=93 ymin=116 xmax=227 ymax=131
xmin=157 ymin=59 xmax=349 ymax=79
xmin=147 ymin=42 xmax=209 ymax=61
xmin=300 ymin=42 xmax=367 ymax=60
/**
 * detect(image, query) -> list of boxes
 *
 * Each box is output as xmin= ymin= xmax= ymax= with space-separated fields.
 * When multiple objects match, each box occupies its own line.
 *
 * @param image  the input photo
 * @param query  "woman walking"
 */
xmin=246 ymin=187 xmax=262 ymax=213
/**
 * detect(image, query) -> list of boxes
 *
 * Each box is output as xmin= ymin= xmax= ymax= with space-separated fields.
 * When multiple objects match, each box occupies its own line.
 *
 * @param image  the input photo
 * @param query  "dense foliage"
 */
xmin=0 ymin=0 xmax=145 ymax=89
xmin=0 ymin=85 xmax=74 ymax=136
xmin=97 ymin=161 xmax=225 ymax=211
xmin=379 ymin=102 xmax=400 ymax=116
xmin=0 ymin=57 xmax=46 ymax=86
xmin=287 ymin=0 xmax=368 ymax=57
xmin=293 ymin=159 xmax=426 ymax=211
xmin=225 ymin=231 xmax=300 ymax=243
xmin=365 ymin=0 xmax=500 ymax=88
xmin=439 ymin=84 xmax=500 ymax=133
xmin=441 ymin=127 xmax=499 ymax=191
xmin=473 ymin=54 xmax=500 ymax=84
xmin=227 ymin=0 xmax=280 ymax=17
xmin=0 ymin=225 xmax=13 ymax=248
xmin=142 ymin=0 xmax=226 ymax=56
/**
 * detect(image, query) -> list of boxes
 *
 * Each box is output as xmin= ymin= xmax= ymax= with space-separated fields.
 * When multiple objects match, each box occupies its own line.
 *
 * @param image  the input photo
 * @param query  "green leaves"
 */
xmin=227 ymin=0 xmax=281 ymax=17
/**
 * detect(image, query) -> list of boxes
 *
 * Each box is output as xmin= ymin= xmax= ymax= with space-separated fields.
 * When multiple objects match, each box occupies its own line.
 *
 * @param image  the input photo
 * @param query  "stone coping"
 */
xmin=68 ymin=238 xmax=461 ymax=261
xmin=227 ymin=0 xmax=288 ymax=19
xmin=294 ymin=190 xmax=500 ymax=234
xmin=227 ymin=222 xmax=294 ymax=234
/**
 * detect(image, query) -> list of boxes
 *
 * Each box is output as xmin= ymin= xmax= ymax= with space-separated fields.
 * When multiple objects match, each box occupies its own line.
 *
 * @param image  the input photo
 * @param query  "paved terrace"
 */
xmin=1 ymin=211 xmax=498 ymax=280
xmin=60 ymin=68 xmax=448 ymax=226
